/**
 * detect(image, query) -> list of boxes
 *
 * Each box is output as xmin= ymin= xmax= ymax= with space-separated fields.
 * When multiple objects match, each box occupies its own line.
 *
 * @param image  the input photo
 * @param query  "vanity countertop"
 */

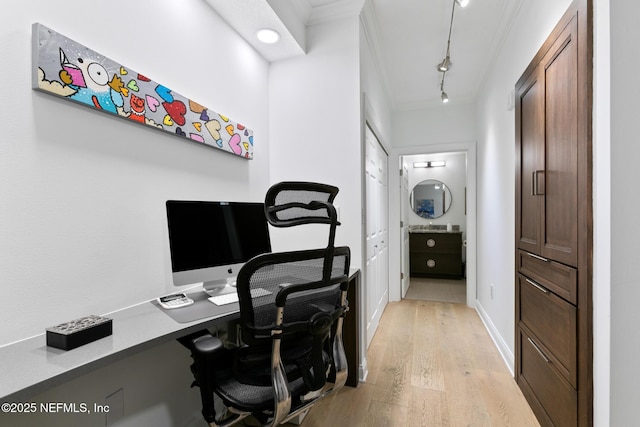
xmin=408 ymin=229 xmax=462 ymax=234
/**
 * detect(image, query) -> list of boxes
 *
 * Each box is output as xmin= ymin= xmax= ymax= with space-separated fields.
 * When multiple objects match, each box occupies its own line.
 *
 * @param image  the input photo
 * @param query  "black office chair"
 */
xmin=181 ymin=182 xmax=351 ymax=427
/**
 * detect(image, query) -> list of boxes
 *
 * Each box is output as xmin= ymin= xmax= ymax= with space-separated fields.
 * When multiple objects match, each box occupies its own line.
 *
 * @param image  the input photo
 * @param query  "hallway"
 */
xmin=405 ymin=277 xmax=466 ymax=304
xmin=292 ymin=299 xmax=539 ymax=426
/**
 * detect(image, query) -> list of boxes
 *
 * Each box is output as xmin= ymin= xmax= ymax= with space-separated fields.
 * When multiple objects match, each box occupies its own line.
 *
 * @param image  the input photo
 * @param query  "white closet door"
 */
xmin=400 ymin=161 xmax=410 ymax=297
xmin=364 ymin=124 xmax=389 ymax=347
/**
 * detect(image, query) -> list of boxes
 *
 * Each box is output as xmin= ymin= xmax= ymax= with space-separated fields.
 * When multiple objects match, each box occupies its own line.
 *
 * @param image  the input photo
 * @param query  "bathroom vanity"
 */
xmin=409 ymin=229 xmax=463 ymax=279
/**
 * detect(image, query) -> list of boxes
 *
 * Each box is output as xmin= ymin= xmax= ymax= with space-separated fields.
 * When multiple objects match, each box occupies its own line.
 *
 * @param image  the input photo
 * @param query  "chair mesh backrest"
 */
xmin=236 ymin=248 xmax=350 ymax=344
xmin=265 ymin=182 xmax=339 ymax=227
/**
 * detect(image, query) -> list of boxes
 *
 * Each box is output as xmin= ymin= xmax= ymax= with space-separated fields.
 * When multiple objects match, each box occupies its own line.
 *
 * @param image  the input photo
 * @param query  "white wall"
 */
xmin=474 ymin=0 xmax=573 ymax=371
xmin=393 ymin=102 xmax=476 ymax=146
xmin=405 ymin=152 xmax=466 ymax=233
xmin=0 ymin=0 xmax=270 ymax=425
xmin=1 ymin=0 xmax=270 ymax=346
xmin=389 ymin=101 xmax=477 ymax=301
xmin=593 ymin=0 xmax=610 ymax=424
xmin=268 ymin=16 xmax=362 ymax=266
xmin=359 ymin=8 xmax=393 ymax=147
xmin=609 ymin=2 xmax=638 ymax=425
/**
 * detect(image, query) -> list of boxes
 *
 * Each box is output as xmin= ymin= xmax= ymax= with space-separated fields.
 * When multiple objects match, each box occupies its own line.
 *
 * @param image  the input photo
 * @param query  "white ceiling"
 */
xmin=205 ymin=0 xmax=522 ymax=109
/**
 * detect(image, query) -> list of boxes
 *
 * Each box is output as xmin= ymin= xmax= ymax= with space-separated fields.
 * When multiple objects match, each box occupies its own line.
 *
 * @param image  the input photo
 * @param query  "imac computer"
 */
xmin=166 ymin=200 xmax=271 ymax=296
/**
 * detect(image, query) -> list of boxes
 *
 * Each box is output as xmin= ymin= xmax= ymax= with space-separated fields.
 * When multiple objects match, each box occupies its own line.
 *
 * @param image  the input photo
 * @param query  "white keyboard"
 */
xmin=208 ymin=288 xmax=272 ymax=306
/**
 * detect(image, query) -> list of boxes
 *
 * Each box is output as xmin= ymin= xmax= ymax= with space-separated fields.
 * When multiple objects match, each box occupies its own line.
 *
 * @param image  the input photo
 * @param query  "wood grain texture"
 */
xmin=280 ymin=300 xmax=539 ymax=427
xmin=405 ymin=277 xmax=466 ymax=304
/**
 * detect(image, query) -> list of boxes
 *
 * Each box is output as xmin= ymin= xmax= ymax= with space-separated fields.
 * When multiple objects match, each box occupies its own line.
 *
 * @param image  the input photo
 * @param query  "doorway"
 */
xmin=389 ymin=142 xmax=477 ymax=307
xmin=402 ymin=152 xmax=467 ymax=304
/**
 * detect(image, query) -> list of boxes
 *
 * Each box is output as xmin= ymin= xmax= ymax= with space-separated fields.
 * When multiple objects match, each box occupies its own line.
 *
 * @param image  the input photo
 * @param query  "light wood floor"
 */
xmin=291 ymin=300 xmax=540 ymax=427
xmin=405 ymin=277 xmax=466 ymax=304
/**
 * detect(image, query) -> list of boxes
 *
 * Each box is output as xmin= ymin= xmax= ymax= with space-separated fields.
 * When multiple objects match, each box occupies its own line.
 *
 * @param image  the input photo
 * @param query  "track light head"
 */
xmin=437 ymin=57 xmax=451 ymax=72
xmin=436 ymin=0 xmax=468 ymax=103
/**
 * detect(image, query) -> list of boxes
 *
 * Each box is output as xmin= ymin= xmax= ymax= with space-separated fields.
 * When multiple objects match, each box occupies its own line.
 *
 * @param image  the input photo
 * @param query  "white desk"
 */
xmin=0 ymin=268 xmax=360 ymax=403
xmin=0 ymin=291 xmax=239 ymax=403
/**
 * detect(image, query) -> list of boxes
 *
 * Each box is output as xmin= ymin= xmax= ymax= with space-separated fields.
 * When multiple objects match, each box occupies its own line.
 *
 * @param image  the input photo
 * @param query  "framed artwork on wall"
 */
xmin=416 ymin=199 xmax=435 ymax=219
xmin=32 ymin=23 xmax=253 ymax=159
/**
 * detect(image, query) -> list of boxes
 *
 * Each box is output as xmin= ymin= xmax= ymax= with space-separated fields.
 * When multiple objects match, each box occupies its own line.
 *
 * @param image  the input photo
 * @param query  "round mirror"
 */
xmin=410 ymin=179 xmax=452 ymax=219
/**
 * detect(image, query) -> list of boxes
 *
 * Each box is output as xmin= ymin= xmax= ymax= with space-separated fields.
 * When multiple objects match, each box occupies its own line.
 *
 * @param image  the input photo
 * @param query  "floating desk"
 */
xmin=0 ymin=269 xmax=360 ymax=403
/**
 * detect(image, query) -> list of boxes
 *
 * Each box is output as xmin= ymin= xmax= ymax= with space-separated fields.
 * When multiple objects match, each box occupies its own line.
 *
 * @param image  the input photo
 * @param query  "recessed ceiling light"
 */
xmin=256 ymin=28 xmax=280 ymax=44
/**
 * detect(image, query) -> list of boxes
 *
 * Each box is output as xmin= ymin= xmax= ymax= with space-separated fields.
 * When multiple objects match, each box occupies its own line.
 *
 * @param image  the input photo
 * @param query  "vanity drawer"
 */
xmin=410 ymin=253 xmax=462 ymax=277
xmin=518 ymin=329 xmax=577 ymax=427
xmin=518 ymin=250 xmax=577 ymax=304
xmin=518 ymin=274 xmax=577 ymax=386
xmin=409 ymin=233 xmax=461 ymax=253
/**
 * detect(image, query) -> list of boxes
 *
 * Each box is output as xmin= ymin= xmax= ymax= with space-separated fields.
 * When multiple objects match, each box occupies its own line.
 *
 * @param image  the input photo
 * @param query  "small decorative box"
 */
xmin=46 ymin=315 xmax=113 ymax=350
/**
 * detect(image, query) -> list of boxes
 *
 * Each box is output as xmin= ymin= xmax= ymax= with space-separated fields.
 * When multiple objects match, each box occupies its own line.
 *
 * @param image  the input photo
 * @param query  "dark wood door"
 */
xmin=516 ymin=67 xmax=544 ymax=255
xmin=540 ymin=17 xmax=579 ymax=267
xmin=516 ymin=15 xmax=579 ymax=268
xmin=515 ymin=2 xmax=592 ymax=426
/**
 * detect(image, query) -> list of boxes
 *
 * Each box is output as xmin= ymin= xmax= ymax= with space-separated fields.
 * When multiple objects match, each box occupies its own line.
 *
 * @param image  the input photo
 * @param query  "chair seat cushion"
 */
xmin=214 ymin=366 xmax=308 ymax=412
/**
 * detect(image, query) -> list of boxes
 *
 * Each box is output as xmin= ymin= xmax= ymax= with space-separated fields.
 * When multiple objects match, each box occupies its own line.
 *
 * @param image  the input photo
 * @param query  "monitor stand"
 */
xmin=202 ymin=278 xmax=237 ymax=297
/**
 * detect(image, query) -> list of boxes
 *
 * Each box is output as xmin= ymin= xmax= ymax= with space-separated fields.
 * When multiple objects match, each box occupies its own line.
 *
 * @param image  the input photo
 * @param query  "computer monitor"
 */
xmin=166 ymin=200 xmax=271 ymax=296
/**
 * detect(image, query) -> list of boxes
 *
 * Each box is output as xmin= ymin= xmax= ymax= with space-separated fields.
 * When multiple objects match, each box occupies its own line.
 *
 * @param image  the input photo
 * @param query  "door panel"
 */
xmin=516 ymin=16 xmax=579 ymax=268
xmin=542 ymin=19 xmax=578 ymax=266
xmin=364 ymin=125 xmax=388 ymax=347
xmin=400 ymin=162 xmax=410 ymax=297
xmin=516 ymin=69 xmax=544 ymax=254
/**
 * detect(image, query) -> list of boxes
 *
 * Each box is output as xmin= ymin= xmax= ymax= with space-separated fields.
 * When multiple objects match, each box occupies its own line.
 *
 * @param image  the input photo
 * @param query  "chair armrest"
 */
xmin=191 ymin=334 xmax=224 ymax=360
xmin=179 ymin=332 xmax=225 ymax=424
xmin=178 ymin=331 xmax=224 ymax=359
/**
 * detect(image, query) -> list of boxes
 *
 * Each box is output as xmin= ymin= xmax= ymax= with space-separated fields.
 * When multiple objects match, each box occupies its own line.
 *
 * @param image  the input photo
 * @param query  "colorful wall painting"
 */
xmin=31 ymin=23 xmax=253 ymax=160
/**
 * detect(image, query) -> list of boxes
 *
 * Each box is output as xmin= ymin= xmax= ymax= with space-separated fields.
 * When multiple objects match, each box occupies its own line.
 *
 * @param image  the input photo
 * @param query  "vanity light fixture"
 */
xmin=413 ymin=161 xmax=446 ymax=168
xmin=256 ymin=28 xmax=280 ymax=44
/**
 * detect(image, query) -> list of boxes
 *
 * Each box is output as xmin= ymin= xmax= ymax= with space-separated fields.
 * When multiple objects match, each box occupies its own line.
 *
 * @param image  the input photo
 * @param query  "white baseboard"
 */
xmin=359 ymin=357 xmax=368 ymax=382
xmin=474 ymin=300 xmax=514 ymax=376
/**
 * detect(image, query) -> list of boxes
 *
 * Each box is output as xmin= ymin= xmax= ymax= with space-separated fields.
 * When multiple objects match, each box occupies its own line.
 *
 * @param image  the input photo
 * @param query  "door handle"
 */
xmin=525 ymin=278 xmax=549 ymax=295
xmin=527 ymin=337 xmax=550 ymax=363
xmin=531 ymin=170 xmax=544 ymax=196
xmin=531 ymin=171 xmax=536 ymax=196
xmin=527 ymin=252 xmax=549 ymax=262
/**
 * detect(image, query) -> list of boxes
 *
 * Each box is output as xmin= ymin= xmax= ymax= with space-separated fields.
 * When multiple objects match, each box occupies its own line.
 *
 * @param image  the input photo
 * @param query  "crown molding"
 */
xmin=307 ymin=0 xmax=365 ymax=26
xmin=360 ymin=0 xmax=394 ymax=107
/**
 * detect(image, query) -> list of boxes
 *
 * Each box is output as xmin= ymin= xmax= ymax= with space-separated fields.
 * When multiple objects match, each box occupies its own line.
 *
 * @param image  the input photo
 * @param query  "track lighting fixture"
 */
xmin=436 ymin=0 xmax=469 ymax=103
xmin=440 ymin=69 xmax=448 ymax=104
xmin=437 ymin=57 xmax=451 ymax=72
